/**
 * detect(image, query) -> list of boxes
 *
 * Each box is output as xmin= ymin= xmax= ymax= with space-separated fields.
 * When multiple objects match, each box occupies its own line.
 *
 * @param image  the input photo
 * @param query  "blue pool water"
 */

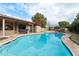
xmin=0 ymin=32 xmax=73 ymax=56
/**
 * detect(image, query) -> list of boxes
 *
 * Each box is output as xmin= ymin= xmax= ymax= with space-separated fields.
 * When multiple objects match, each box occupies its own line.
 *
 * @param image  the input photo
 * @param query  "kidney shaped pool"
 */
xmin=0 ymin=32 xmax=73 ymax=56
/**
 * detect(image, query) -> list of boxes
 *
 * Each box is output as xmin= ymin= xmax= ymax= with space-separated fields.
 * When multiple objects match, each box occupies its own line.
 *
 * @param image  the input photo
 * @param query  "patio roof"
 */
xmin=0 ymin=14 xmax=36 ymax=25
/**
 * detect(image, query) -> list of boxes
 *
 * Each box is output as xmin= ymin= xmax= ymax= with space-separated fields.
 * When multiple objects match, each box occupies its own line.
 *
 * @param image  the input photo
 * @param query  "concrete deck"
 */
xmin=0 ymin=31 xmax=53 ymax=46
xmin=62 ymin=36 xmax=79 ymax=56
xmin=0 ymin=34 xmax=19 ymax=46
xmin=1 ymin=31 xmax=78 ymax=56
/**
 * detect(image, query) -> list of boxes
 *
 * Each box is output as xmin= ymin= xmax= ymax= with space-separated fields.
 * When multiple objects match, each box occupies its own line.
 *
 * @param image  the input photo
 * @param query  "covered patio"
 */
xmin=0 ymin=14 xmax=36 ymax=36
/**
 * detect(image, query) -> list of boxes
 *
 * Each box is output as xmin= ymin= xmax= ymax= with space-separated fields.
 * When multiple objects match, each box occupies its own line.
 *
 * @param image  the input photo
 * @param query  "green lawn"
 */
xmin=68 ymin=32 xmax=79 ymax=44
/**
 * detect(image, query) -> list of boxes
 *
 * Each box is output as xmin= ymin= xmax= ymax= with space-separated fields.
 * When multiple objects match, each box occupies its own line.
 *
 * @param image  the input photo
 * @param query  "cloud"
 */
xmin=24 ymin=3 xmax=60 ymax=25
xmin=24 ymin=3 xmax=74 ymax=25
xmin=20 ymin=3 xmax=79 ymax=26
xmin=0 ymin=3 xmax=79 ymax=26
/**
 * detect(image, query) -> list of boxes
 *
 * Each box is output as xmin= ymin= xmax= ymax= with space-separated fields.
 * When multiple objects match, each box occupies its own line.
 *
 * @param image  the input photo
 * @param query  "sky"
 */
xmin=0 ymin=3 xmax=79 ymax=26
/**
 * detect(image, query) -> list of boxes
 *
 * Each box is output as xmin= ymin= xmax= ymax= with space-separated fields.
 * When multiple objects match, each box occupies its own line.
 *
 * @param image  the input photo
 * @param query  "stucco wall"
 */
xmin=36 ymin=26 xmax=42 ymax=32
xmin=35 ymin=26 xmax=47 ymax=32
xmin=41 ymin=28 xmax=46 ymax=32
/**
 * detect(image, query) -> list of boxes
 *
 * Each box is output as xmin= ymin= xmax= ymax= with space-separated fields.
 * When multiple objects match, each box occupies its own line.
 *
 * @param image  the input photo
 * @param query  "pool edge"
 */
xmin=61 ymin=36 xmax=75 ymax=56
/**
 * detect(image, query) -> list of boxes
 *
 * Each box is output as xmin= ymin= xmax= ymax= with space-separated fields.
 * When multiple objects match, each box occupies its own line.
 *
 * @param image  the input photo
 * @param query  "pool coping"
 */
xmin=61 ymin=36 xmax=75 ymax=56
xmin=61 ymin=34 xmax=79 ymax=56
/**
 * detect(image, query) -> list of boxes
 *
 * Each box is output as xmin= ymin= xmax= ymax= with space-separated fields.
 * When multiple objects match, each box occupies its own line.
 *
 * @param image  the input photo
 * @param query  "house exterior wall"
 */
xmin=0 ymin=14 xmax=36 ymax=36
xmin=26 ymin=25 xmax=30 ymax=33
xmin=0 ymin=21 xmax=35 ymax=36
xmin=41 ymin=28 xmax=46 ymax=32
xmin=36 ymin=26 xmax=42 ymax=32
xmin=35 ymin=26 xmax=47 ymax=32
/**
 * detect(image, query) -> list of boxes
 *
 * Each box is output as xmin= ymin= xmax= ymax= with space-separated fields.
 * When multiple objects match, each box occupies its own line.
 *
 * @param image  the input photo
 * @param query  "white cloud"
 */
xmin=0 ymin=3 xmax=79 ymax=26
xmin=26 ymin=3 xmax=61 ymax=25
xmin=25 ymin=3 xmax=76 ymax=26
xmin=6 ymin=3 xmax=69 ymax=26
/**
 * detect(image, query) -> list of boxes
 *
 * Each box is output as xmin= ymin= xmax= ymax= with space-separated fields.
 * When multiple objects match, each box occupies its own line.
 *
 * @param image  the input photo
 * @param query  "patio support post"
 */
xmin=16 ymin=24 xmax=19 ymax=33
xmin=2 ymin=18 xmax=5 ymax=36
xmin=27 ymin=25 xmax=30 ymax=33
xmin=13 ymin=22 xmax=15 ymax=33
xmin=32 ymin=24 xmax=34 ymax=32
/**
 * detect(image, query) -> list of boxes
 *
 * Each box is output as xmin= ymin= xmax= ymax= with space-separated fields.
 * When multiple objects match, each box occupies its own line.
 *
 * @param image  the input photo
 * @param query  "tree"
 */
xmin=54 ymin=26 xmax=60 ymax=29
xmin=69 ymin=13 xmax=79 ymax=33
xmin=58 ymin=21 xmax=70 ymax=28
xmin=32 ymin=12 xmax=47 ymax=28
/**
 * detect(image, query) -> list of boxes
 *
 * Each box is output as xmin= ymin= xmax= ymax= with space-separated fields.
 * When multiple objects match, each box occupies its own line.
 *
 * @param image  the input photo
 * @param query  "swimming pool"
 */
xmin=0 ymin=32 xmax=73 ymax=56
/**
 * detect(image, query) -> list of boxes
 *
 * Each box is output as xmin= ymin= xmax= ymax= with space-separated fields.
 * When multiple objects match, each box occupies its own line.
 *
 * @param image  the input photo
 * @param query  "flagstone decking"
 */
xmin=62 ymin=36 xmax=79 ymax=56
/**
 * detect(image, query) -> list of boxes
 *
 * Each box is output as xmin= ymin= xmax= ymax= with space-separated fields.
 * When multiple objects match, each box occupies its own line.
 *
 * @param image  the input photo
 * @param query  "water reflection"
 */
xmin=33 ymin=33 xmax=48 ymax=49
